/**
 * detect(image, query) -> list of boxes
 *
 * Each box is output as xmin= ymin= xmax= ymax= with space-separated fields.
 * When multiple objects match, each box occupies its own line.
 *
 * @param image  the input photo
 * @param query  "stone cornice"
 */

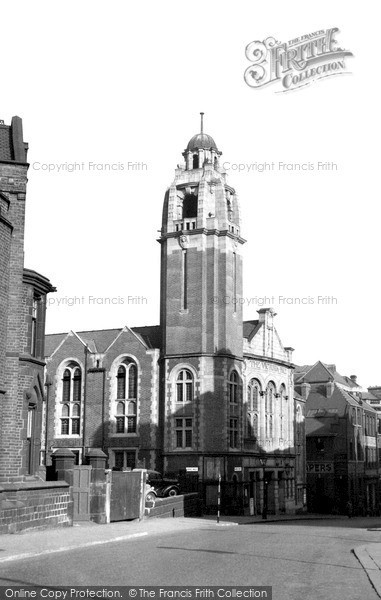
xmin=157 ymin=228 xmax=246 ymax=245
xmin=161 ymin=352 xmax=244 ymax=362
xmin=19 ymin=355 xmax=46 ymax=367
xmin=23 ymin=268 xmax=56 ymax=295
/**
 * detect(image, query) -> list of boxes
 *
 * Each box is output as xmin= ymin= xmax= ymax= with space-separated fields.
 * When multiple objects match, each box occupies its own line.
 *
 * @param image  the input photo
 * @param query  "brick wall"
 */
xmin=145 ymin=493 xmax=202 ymax=519
xmin=0 ymin=481 xmax=72 ymax=534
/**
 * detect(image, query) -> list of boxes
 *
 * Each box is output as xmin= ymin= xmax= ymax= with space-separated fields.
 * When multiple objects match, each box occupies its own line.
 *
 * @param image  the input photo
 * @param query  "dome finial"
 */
xmin=200 ymin=112 xmax=204 ymax=134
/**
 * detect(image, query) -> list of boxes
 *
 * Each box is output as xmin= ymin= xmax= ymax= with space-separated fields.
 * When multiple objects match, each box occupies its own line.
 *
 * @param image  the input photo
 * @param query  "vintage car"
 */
xmin=134 ymin=469 xmax=180 ymax=502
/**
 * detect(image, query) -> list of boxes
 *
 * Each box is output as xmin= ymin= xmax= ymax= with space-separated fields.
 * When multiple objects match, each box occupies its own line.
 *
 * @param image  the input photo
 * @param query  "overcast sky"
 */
xmin=2 ymin=1 xmax=379 ymax=387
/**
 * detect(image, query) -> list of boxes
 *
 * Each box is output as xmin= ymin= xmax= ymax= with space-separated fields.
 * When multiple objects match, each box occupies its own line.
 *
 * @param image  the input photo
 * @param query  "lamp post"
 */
xmin=259 ymin=456 xmax=268 ymax=519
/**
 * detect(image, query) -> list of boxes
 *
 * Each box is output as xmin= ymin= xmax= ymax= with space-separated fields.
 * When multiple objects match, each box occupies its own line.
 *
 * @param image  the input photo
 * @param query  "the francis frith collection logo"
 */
xmin=244 ymin=28 xmax=353 ymax=92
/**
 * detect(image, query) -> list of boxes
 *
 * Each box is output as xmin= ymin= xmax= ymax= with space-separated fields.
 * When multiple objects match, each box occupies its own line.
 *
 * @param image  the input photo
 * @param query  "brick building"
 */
xmin=0 ymin=116 xmax=55 ymax=482
xmin=45 ymin=118 xmax=306 ymax=515
xmin=0 ymin=117 xmax=72 ymax=534
xmin=295 ymin=361 xmax=379 ymax=515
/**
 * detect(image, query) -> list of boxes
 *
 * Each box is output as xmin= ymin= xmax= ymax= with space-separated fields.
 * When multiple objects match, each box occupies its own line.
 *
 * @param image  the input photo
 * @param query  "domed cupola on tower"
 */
xmin=183 ymin=113 xmax=221 ymax=170
xmin=160 ymin=113 xmax=242 ymax=237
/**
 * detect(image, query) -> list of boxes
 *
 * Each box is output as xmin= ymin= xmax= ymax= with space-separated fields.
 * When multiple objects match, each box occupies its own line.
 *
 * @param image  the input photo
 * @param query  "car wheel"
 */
xmin=146 ymin=491 xmax=156 ymax=505
xmin=168 ymin=488 xmax=178 ymax=497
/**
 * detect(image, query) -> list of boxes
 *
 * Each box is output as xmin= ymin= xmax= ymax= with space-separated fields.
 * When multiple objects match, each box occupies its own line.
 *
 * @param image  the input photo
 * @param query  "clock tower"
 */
xmin=158 ymin=115 xmax=246 ymax=476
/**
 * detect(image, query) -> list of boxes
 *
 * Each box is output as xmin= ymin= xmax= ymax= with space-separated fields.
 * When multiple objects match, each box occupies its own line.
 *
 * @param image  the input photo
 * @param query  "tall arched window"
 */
xmin=60 ymin=363 xmax=82 ymax=435
xmin=229 ymin=371 xmax=239 ymax=448
xmin=63 ymin=369 xmax=71 ymax=402
xmin=266 ymin=382 xmax=275 ymax=413
xmin=265 ymin=382 xmax=275 ymax=439
xmin=176 ymin=369 xmax=193 ymax=403
xmin=115 ymin=359 xmax=138 ymax=433
xmin=247 ymin=379 xmax=260 ymax=438
xmin=229 ymin=371 xmax=238 ymax=404
xmin=247 ymin=379 xmax=260 ymax=411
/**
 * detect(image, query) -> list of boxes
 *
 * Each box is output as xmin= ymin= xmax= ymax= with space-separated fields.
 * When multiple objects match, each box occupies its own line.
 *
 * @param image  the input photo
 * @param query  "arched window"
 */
xmin=247 ymin=379 xmax=260 ymax=439
xmin=60 ymin=363 xmax=82 ymax=435
xmin=265 ymin=382 xmax=275 ymax=439
xmin=229 ymin=371 xmax=238 ymax=404
xmin=176 ymin=369 xmax=193 ymax=403
xmin=266 ymin=382 xmax=275 ymax=414
xmin=117 ymin=366 xmax=126 ymax=399
xmin=73 ymin=368 xmax=81 ymax=402
xmin=62 ymin=369 xmax=71 ymax=402
xmin=192 ymin=154 xmax=199 ymax=169
xmin=247 ymin=379 xmax=260 ymax=411
xmin=128 ymin=364 xmax=137 ymax=398
xmin=229 ymin=371 xmax=239 ymax=448
xmin=115 ymin=359 xmax=138 ymax=433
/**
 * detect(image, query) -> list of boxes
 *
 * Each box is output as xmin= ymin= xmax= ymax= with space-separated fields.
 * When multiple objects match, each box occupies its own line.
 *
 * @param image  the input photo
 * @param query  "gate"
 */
xmin=110 ymin=470 xmax=143 ymax=521
xmin=72 ymin=466 xmax=92 ymax=521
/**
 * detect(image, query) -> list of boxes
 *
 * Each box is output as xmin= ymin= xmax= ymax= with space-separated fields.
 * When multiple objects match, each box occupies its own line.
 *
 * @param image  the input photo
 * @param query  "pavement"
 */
xmin=1 ymin=512 xmax=381 ymax=598
xmin=353 ymin=542 xmax=381 ymax=599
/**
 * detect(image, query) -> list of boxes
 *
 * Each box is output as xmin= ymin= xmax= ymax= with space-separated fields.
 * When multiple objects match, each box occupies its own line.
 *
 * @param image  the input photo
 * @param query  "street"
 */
xmin=0 ymin=518 xmax=380 ymax=600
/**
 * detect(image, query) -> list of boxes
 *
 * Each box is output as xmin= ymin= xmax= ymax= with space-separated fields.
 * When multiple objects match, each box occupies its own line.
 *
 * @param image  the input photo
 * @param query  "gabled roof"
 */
xmin=304 ymin=383 xmax=378 ymax=433
xmin=45 ymin=325 xmax=162 ymax=357
xmin=294 ymin=361 xmax=360 ymax=389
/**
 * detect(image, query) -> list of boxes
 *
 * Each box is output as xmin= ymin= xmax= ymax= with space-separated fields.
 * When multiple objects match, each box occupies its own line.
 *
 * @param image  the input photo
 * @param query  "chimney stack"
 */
xmin=350 ymin=375 xmax=357 ymax=384
xmin=300 ymin=383 xmax=311 ymax=400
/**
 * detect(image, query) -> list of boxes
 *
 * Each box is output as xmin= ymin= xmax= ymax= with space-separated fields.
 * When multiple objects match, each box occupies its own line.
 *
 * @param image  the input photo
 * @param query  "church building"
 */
xmin=45 ymin=116 xmax=305 ymax=515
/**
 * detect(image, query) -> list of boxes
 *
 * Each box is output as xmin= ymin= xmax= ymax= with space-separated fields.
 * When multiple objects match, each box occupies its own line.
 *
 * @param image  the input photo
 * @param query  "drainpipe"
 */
xmin=102 ymin=367 xmax=106 ymax=452
xmin=44 ymin=374 xmax=52 ymax=465
xmin=82 ymin=344 xmax=89 ymax=463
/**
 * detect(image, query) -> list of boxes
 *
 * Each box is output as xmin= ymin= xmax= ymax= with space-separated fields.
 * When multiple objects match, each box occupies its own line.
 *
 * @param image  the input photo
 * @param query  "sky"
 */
xmin=2 ymin=1 xmax=379 ymax=387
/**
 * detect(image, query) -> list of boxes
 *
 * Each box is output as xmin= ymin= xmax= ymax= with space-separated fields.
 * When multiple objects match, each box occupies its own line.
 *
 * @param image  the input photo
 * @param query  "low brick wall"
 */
xmin=145 ymin=493 xmax=202 ymax=519
xmin=0 ymin=480 xmax=73 ymax=534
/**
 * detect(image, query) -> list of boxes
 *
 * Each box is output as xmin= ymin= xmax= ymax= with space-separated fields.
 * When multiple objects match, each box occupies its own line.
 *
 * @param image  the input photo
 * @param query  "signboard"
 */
xmin=306 ymin=462 xmax=334 ymax=474
xmin=186 ymin=467 xmax=199 ymax=472
xmin=234 ymin=466 xmax=242 ymax=472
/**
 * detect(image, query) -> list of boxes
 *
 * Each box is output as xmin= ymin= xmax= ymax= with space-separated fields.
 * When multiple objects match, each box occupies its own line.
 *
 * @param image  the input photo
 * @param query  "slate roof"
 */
xmin=45 ymin=325 xmax=162 ymax=357
xmin=305 ymin=384 xmax=378 ymax=437
xmin=44 ymin=333 xmax=67 ymax=358
xmin=186 ymin=132 xmax=218 ymax=152
xmin=243 ymin=319 xmax=260 ymax=339
xmin=294 ymin=361 xmax=360 ymax=389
